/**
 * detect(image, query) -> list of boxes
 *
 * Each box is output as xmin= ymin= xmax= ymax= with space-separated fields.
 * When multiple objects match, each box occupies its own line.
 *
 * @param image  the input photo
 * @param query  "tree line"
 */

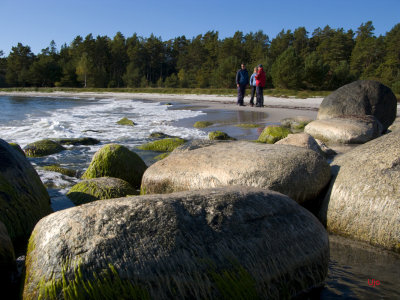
xmin=0 ymin=21 xmax=399 ymax=93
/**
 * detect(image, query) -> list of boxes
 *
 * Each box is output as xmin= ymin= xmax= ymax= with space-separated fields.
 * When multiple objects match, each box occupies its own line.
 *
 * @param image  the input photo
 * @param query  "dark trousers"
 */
xmin=249 ymin=86 xmax=256 ymax=105
xmin=256 ymin=86 xmax=264 ymax=106
xmin=237 ymin=84 xmax=246 ymax=105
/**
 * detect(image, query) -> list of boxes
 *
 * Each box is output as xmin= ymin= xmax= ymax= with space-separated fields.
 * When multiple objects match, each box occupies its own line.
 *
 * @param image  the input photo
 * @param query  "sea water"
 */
xmin=0 ymin=95 xmax=399 ymax=299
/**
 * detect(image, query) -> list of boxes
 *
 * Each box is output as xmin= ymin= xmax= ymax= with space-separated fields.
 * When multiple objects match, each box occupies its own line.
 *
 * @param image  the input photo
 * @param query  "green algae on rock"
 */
xmin=193 ymin=121 xmax=213 ymax=128
xmin=82 ymin=144 xmax=147 ymax=188
xmin=209 ymin=131 xmax=236 ymax=141
xmin=0 ymin=139 xmax=52 ymax=250
xmin=148 ymin=132 xmax=175 ymax=139
xmin=43 ymin=165 xmax=77 ymax=177
xmin=154 ymin=152 xmax=170 ymax=161
xmin=137 ymin=138 xmax=186 ymax=152
xmin=24 ymin=139 xmax=66 ymax=157
xmin=257 ymin=125 xmax=291 ymax=143
xmin=117 ymin=117 xmax=136 ymax=126
xmin=235 ymin=123 xmax=260 ymax=129
xmin=67 ymin=177 xmax=137 ymax=205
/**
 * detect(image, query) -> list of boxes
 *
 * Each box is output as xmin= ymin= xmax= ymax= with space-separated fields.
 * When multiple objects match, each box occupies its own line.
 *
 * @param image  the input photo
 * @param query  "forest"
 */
xmin=0 ymin=21 xmax=399 ymax=93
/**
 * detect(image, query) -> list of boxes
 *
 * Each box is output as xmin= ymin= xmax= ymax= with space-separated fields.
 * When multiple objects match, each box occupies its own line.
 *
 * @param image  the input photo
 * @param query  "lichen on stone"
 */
xmin=43 ymin=165 xmax=77 ymax=177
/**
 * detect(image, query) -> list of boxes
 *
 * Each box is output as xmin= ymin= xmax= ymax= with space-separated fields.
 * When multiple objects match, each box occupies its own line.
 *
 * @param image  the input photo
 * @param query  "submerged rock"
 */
xmin=23 ymin=139 xmax=66 ymax=157
xmin=24 ymin=186 xmax=329 ymax=299
xmin=137 ymin=138 xmax=186 ymax=152
xmin=318 ymin=130 xmax=400 ymax=253
xmin=305 ymin=115 xmax=382 ymax=144
xmin=317 ymin=80 xmax=397 ymax=131
xmin=141 ymin=141 xmax=331 ymax=204
xmin=67 ymin=177 xmax=137 ymax=205
xmin=82 ymin=144 xmax=147 ymax=189
xmin=280 ymin=116 xmax=313 ymax=132
xmin=43 ymin=165 xmax=77 ymax=177
xmin=257 ymin=125 xmax=291 ymax=143
xmin=53 ymin=137 xmax=100 ymax=146
xmin=0 ymin=139 xmax=52 ymax=249
xmin=193 ymin=121 xmax=213 ymax=128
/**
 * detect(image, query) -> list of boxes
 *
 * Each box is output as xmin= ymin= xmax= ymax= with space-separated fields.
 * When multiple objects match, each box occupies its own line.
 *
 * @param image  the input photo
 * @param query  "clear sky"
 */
xmin=1 ymin=0 xmax=399 ymax=55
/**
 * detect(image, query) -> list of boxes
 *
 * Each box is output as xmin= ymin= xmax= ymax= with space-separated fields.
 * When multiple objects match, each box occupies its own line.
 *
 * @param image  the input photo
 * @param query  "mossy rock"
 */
xmin=138 ymin=138 xmax=186 ymax=152
xmin=209 ymin=131 xmax=236 ymax=141
xmin=67 ymin=177 xmax=137 ymax=205
xmin=53 ymin=137 xmax=100 ymax=146
xmin=43 ymin=165 xmax=77 ymax=177
xmin=82 ymin=144 xmax=147 ymax=188
xmin=23 ymin=139 xmax=66 ymax=157
xmin=154 ymin=152 xmax=170 ymax=161
xmin=257 ymin=126 xmax=291 ymax=144
xmin=280 ymin=116 xmax=313 ymax=133
xmin=117 ymin=117 xmax=136 ymax=126
xmin=194 ymin=121 xmax=213 ymax=128
xmin=0 ymin=221 xmax=15 ymax=290
xmin=235 ymin=124 xmax=260 ymax=129
xmin=149 ymin=132 xmax=175 ymax=139
xmin=8 ymin=143 xmax=25 ymax=156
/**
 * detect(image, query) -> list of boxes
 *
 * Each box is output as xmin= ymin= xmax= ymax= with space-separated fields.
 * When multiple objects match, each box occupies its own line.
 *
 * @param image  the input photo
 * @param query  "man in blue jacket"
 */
xmin=236 ymin=63 xmax=249 ymax=106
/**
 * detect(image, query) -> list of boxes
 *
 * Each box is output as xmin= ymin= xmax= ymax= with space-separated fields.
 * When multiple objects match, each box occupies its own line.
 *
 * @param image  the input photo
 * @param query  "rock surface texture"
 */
xmin=0 ymin=221 xmax=15 ymax=287
xmin=82 ymin=144 xmax=147 ymax=189
xmin=23 ymin=139 xmax=66 ymax=157
xmin=141 ymin=141 xmax=331 ymax=204
xmin=275 ymin=132 xmax=325 ymax=156
xmin=0 ymin=139 xmax=52 ymax=248
xmin=304 ymin=115 xmax=382 ymax=144
xmin=24 ymin=187 xmax=329 ymax=299
xmin=67 ymin=177 xmax=137 ymax=205
xmin=318 ymin=130 xmax=400 ymax=253
xmin=317 ymin=80 xmax=397 ymax=131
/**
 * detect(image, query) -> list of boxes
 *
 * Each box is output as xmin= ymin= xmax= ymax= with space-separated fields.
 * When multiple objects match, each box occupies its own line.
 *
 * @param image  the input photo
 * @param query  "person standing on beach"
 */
xmin=249 ymin=67 xmax=258 ymax=107
xmin=236 ymin=63 xmax=249 ymax=106
xmin=255 ymin=64 xmax=266 ymax=107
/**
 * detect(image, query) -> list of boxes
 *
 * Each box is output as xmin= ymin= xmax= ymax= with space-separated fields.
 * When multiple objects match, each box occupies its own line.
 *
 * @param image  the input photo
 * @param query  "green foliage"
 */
xmin=208 ymin=131 xmax=236 ymax=141
xmin=193 ymin=121 xmax=213 ymax=128
xmin=271 ymin=47 xmax=304 ymax=89
xmin=137 ymin=138 xmax=186 ymax=152
xmin=1 ymin=21 xmax=400 ymax=90
xmin=257 ymin=126 xmax=290 ymax=144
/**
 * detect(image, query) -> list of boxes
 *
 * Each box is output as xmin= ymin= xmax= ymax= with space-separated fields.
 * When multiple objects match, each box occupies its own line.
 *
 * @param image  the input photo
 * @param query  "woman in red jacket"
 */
xmin=255 ymin=64 xmax=266 ymax=107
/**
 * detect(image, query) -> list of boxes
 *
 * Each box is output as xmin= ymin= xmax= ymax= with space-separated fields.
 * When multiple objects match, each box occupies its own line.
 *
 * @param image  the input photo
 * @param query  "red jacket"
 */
xmin=255 ymin=67 xmax=266 ymax=88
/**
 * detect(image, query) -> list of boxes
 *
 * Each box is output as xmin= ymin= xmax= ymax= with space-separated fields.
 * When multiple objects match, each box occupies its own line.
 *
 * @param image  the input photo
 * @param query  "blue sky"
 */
xmin=1 ymin=0 xmax=399 ymax=55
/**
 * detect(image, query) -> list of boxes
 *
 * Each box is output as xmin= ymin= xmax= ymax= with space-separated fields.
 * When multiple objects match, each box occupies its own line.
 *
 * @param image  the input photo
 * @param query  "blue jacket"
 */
xmin=250 ymin=73 xmax=257 ymax=86
xmin=236 ymin=69 xmax=249 ymax=85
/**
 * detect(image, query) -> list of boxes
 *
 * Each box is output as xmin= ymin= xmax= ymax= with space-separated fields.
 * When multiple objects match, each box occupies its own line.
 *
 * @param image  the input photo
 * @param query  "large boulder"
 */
xmin=82 ymin=144 xmax=147 ymax=189
xmin=0 ymin=221 xmax=15 ymax=289
xmin=317 ymin=80 xmax=397 ymax=131
xmin=141 ymin=141 xmax=331 ymax=204
xmin=318 ymin=130 xmax=400 ymax=253
xmin=23 ymin=139 xmax=66 ymax=157
xmin=67 ymin=177 xmax=137 ymax=205
xmin=304 ymin=115 xmax=382 ymax=144
xmin=23 ymin=187 xmax=329 ymax=299
xmin=0 ymin=140 xmax=52 ymax=249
